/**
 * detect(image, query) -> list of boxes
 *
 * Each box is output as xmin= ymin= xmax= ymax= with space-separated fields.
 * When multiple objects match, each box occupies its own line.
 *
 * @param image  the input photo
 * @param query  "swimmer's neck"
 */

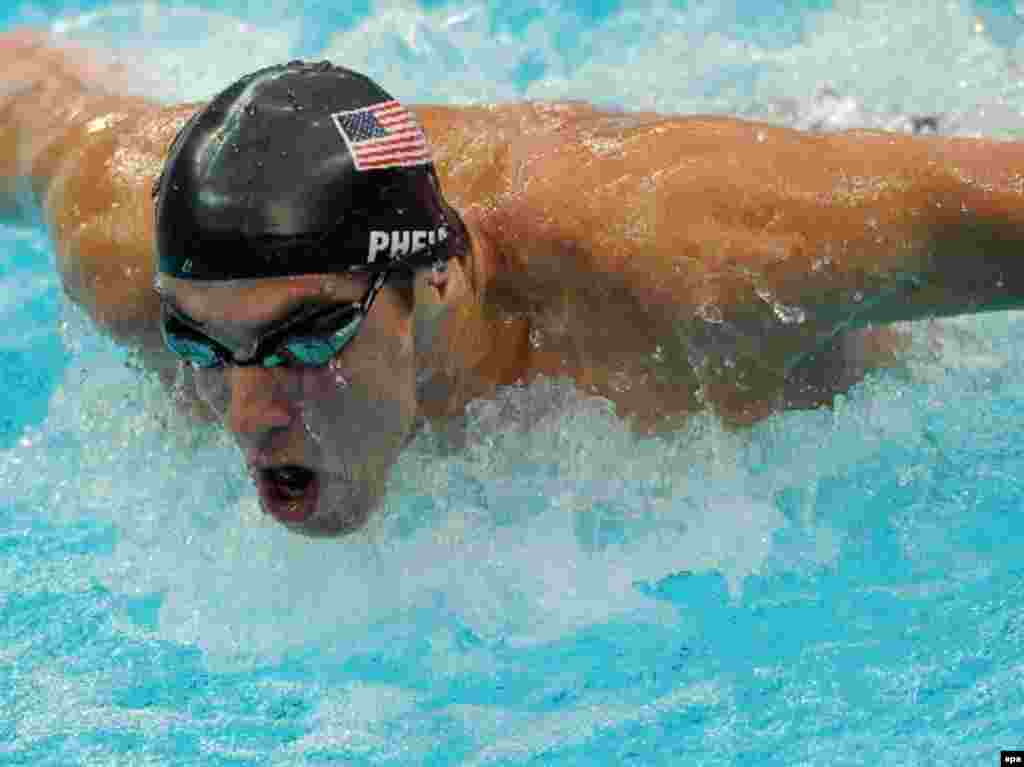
xmin=416 ymin=211 xmax=684 ymax=429
xmin=413 ymin=217 xmax=535 ymax=420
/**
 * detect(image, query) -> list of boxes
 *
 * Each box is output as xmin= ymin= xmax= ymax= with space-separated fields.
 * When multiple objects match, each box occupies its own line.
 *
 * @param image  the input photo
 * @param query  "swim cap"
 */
xmin=154 ymin=61 xmax=458 ymax=281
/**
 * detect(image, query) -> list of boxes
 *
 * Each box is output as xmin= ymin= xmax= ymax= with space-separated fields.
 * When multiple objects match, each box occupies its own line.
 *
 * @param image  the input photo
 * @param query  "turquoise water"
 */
xmin=3 ymin=1 xmax=1024 ymax=764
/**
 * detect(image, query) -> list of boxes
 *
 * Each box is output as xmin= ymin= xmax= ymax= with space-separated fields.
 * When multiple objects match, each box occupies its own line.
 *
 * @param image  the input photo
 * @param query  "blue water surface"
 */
xmin=3 ymin=0 xmax=1024 ymax=765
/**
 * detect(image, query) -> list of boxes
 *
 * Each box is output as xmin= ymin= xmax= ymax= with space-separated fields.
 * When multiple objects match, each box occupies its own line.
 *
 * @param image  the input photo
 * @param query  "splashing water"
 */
xmin=3 ymin=0 xmax=1024 ymax=764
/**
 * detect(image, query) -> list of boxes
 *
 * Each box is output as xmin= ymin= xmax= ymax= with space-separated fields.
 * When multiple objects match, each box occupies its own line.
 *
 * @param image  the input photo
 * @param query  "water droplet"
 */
xmin=301 ymin=410 xmax=324 ymax=445
xmin=772 ymin=302 xmax=806 ymax=324
xmin=609 ymin=370 xmax=633 ymax=393
xmin=755 ymin=130 xmax=766 ymax=143
xmin=529 ymin=327 xmax=543 ymax=350
xmin=280 ymin=150 xmax=288 ymax=158
xmin=697 ymin=302 xmax=724 ymax=324
xmin=853 ymin=291 xmax=864 ymax=303
xmin=757 ymin=287 xmax=805 ymax=324
xmin=294 ymin=104 xmax=304 ymax=112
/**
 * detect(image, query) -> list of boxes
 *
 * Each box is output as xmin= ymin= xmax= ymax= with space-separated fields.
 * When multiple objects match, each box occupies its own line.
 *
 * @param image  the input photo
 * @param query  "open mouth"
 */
xmin=255 ymin=465 xmax=320 ymax=524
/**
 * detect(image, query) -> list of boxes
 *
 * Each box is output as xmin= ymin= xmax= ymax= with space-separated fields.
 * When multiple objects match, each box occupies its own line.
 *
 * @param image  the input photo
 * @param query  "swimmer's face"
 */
xmin=155 ymin=272 xmax=417 ymax=536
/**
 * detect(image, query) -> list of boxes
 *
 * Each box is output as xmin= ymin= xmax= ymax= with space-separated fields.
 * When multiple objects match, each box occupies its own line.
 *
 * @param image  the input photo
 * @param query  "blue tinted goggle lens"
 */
xmin=162 ymin=326 xmax=223 ymax=368
xmin=265 ymin=313 xmax=364 ymax=366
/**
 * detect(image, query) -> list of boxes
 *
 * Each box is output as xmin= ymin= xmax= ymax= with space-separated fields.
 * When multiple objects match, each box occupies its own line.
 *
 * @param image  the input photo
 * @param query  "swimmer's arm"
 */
xmin=504 ymin=115 xmax=1024 ymax=360
xmin=0 ymin=30 xmax=214 ymax=420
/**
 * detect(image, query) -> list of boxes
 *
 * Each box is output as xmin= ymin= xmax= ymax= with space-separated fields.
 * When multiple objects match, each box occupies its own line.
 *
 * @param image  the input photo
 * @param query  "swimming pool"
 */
xmin=3 ymin=0 xmax=1024 ymax=763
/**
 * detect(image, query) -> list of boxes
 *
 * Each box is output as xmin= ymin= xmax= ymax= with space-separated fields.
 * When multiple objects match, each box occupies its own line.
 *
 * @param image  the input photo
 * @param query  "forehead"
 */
xmin=155 ymin=273 xmax=370 ymax=326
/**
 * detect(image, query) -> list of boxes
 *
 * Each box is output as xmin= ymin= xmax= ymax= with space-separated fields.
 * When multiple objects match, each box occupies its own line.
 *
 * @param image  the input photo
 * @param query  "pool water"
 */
xmin=3 ymin=1 xmax=1024 ymax=764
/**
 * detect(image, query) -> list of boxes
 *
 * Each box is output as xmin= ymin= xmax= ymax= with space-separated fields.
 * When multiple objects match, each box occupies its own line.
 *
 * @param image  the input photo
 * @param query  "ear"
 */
xmin=415 ymin=255 xmax=470 ymax=309
xmin=411 ymin=254 xmax=472 ymax=366
xmin=427 ymin=259 xmax=449 ymax=290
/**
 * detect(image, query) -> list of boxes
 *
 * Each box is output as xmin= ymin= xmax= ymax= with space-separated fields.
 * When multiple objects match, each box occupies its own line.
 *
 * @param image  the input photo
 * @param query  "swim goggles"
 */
xmin=161 ymin=271 xmax=389 ymax=369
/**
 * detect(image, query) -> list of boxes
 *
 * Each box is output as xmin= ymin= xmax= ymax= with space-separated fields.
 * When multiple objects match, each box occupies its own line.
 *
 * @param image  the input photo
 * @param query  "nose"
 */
xmin=221 ymin=365 xmax=295 ymax=442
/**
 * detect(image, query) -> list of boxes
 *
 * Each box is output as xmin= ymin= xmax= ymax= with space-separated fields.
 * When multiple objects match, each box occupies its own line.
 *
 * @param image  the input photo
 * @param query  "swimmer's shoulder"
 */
xmin=416 ymin=101 xmax=651 ymax=207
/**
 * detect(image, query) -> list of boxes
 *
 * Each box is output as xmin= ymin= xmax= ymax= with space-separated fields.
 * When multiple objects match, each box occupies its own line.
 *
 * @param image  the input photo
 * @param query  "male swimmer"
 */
xmin=3 ymin=30 xmax=1024 ymax=536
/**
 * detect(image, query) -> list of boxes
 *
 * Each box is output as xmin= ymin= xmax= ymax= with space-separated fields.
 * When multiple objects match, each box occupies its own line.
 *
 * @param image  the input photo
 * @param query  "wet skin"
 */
xmin=5 ymin=30 xmax=1024 ymax=534
xmin=154 ymin=272 xmax=419 ymax=535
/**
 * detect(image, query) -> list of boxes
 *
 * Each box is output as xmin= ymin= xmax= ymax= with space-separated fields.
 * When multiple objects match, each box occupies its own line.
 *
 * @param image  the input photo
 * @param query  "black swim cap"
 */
xmin=154 ymin=61 xmax=458 ymax=281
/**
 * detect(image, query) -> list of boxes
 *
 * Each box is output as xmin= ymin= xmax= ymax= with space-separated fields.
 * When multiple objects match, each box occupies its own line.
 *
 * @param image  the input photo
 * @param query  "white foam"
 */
xmin=2 ymin=293 xmax=1013 ymax=673
xmin=281 ymin=684 xmax=422 ymax=760
xmin=9 ymin=664 xmax=188 ymax=751
xmin=0 ymin=322 xmax=909 ymax=668
xmin=52 ymin=3 xmax=301 ymax=102
xmin=40 ymin=0 xmax=1024 ymax=128
xmin=464 ymin=680 xmax=728 ymax=765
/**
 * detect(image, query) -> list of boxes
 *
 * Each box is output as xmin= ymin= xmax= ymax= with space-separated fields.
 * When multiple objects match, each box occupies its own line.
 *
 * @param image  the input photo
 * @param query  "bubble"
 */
xmin=772 ymin=302 xmax=806 ymax=324
xmin=756 ymin=288 xmax=806 ymax=324
xmin=608 ymin=369 xmax=633 ymax=393
xmin=300 ymin=405 xmax=325 ymax=446
xmin=697 ymin=302 xmax=724 ymax=324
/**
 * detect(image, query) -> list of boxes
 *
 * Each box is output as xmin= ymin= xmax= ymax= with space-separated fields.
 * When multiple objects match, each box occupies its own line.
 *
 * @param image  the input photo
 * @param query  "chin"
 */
xmin=284 ymin=504 xmax=374 ymax=538
xmin=264 ymin=470 xmax=382 ymax=538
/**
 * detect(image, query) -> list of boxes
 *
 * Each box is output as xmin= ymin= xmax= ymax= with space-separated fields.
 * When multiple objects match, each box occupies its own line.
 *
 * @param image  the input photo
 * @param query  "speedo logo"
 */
xmin=368 ymin=225 xmax=448 ymax=263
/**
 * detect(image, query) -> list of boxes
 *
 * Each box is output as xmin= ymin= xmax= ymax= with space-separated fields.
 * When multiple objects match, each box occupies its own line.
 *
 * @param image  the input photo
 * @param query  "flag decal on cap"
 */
xmin=331 ymin=100 xmax=430 ymax=172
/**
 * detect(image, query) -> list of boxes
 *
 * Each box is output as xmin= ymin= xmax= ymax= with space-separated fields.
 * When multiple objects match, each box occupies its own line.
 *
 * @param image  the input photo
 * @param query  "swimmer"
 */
xmin=4 ymin=29 xmax=1024 ymax=535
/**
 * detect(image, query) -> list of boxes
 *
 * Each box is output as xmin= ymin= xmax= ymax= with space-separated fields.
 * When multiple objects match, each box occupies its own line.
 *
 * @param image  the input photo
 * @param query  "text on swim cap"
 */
xmin=368 ymin=225 xmax=448 ymax=263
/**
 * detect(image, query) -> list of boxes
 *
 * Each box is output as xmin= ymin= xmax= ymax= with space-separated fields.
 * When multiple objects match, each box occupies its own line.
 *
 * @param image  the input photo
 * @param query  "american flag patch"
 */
xmin=331 ymin=100 xmax=430 ymax=172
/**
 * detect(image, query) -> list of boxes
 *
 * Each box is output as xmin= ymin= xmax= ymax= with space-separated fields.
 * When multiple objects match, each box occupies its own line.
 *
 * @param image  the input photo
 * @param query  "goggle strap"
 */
xmin=363 ymin=270 xmax=389 ymax=311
